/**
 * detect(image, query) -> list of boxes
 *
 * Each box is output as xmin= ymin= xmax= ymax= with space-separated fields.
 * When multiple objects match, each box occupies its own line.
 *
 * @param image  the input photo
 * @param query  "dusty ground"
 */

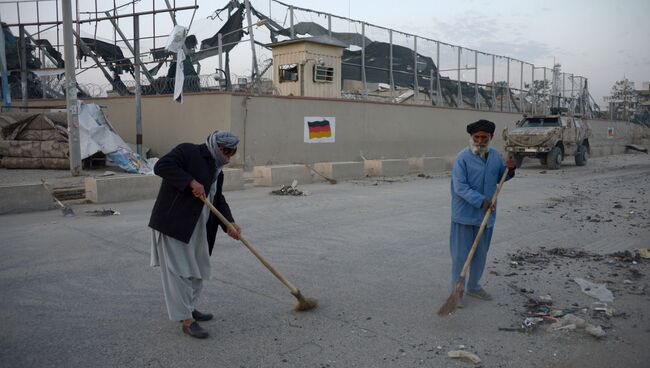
xmin=0 ymin=153 xmax=649 ymax=368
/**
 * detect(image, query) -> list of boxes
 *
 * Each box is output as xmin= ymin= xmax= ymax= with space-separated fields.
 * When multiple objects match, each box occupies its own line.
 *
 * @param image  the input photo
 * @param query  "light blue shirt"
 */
xmin=451 ymin=147 xmax=511 ymax=228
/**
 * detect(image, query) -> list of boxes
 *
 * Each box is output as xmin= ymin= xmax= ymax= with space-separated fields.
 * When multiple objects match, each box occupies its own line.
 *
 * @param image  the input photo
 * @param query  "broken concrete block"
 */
xmin=363 ymin=159 xmax=409 ymax=177
xmin=447 ymin=350 xmax=481 ymax=365
xmin=312 ymin=161 xmax=364 ymax=182
xmin=252 ymin=165 xmax=312 ymax=187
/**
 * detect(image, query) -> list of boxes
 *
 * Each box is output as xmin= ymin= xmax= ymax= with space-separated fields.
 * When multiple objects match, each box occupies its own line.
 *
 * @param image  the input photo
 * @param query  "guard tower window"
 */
xmin=313 ymin=65 xmax=334 ymax=83
xmin=279 ymin=64 xmax=299 ymax=82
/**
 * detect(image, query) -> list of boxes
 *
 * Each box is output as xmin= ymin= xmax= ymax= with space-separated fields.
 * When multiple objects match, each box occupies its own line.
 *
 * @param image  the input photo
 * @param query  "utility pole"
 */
xmin=62 ymin=0 xmax=82 ymax=175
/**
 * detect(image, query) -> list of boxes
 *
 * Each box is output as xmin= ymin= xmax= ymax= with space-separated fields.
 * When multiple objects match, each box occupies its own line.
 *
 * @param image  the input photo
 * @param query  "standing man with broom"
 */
xmin=448 ymin=120 xmax=516 ymax=303
xmin=149 ymin=131 xmax=242 ymax=339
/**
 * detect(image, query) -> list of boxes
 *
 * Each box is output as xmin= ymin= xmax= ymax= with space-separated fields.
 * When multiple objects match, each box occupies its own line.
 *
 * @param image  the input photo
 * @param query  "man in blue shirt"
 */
xmin=450 ymin=119 xmax=516 ymax=301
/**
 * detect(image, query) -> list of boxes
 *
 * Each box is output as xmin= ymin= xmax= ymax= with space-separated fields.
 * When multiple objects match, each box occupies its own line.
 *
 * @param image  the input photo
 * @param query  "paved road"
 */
xmin=1 ymin=154 xmax=649 ymax=367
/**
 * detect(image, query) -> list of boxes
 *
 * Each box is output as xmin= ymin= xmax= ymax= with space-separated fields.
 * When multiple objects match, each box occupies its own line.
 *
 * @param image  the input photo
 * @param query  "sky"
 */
xmin=1 ymin=0 xmax=648 ymax=105
xmin=290 ymin=0 xmax=650 ymax=104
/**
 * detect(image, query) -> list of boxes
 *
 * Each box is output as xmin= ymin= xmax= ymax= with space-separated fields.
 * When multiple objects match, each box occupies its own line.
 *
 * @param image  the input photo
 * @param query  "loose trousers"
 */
xmin=449 ymin=222 xmax=494 ymax=292
xmin=157 ymin=240 xmax=204 ymax=321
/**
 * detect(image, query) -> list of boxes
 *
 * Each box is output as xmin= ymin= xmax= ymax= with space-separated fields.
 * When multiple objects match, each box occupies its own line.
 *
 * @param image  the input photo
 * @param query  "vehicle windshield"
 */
xmin=520 ymin=117 xmax=560 ymax=127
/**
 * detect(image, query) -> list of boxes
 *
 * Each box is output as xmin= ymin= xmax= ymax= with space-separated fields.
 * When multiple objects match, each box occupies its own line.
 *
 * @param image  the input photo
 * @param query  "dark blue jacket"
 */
xmin=148 ymin=143 xmax=234 ymax=255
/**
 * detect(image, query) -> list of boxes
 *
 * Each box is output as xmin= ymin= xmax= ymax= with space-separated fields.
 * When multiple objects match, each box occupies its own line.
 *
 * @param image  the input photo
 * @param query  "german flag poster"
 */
xmin=304 ymin=117 xmax=335 ymax=143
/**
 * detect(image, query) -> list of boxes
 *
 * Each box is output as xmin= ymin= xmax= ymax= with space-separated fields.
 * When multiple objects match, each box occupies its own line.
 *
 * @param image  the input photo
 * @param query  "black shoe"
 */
xmin=192 ymin=310 xmax=213 ymax=321
xmin=182 ymin=321 xmax=209 ymax=339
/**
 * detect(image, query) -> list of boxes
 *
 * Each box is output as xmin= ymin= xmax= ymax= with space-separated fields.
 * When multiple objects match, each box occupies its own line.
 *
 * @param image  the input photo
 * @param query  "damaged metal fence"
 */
xmin=1 ymin=0 xmax=600 ymax=118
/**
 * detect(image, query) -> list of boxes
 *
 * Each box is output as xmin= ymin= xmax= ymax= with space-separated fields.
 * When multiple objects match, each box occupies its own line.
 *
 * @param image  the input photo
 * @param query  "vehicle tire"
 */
xmin=547 ymin=146 xmax=562 ymax=170
xmin=575 ymin=144 xmax=588 ymax=166
xmin=540 ymin=155 xmax=548 ymax=166
xmin=514 ymin=154 xmax=524 ymax=168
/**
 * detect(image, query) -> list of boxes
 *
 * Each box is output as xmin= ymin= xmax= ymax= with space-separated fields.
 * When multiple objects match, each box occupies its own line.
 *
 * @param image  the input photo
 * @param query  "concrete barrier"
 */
xmin=0 ymin=183 xmax=56 ymax=214
xmin=312 ymin=161 xmax=364 ymax=182
xmin=222 ymin=168 xmax=244 ymax=191
xmin=408 ymin=157 xmax=449 ymax=174
xmin=364 ymin=159 xmax=410 ymax=177
xmin=252 ymin=165 xmax=312 ymax=187
xmin=85 ymin=168 xmax=244 ymax=203
xmin=85 ymin=175 xmax=162 ymax=204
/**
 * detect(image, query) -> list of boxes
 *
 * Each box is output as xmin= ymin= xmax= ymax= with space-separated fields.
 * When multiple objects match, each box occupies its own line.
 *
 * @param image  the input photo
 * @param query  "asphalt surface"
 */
xmin=1 ymin=153 xmax=649 ymax=368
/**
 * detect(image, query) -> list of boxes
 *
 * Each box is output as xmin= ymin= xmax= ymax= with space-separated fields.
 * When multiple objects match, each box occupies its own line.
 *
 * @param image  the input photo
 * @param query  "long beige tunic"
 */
xmin=150 ymin=173 xmax=219 ymax=280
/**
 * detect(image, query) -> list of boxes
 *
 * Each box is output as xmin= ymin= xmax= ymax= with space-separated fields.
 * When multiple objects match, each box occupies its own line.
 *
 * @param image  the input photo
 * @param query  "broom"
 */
xmin=200 ymin=196 xmax=318 ymax=312
xmin=437 ymin=168 xmax=510 ymax=316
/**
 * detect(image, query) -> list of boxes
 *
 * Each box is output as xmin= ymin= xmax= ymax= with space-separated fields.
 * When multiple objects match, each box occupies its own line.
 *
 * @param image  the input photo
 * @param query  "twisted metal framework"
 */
xmin=0 ymin=0 xmax=600 ymax=118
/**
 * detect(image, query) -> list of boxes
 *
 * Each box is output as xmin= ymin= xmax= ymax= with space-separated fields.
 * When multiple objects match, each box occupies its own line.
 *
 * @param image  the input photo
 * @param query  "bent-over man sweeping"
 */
xmin=449 ymin=119 xmax=516 ymax=303
xmin=149 ymin=131 xmax=241 ymax=339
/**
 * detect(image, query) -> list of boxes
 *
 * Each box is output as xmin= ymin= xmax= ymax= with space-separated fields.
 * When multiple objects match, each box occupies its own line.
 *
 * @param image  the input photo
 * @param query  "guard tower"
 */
xmin=267 ymin=36 xmax=346 ymax=98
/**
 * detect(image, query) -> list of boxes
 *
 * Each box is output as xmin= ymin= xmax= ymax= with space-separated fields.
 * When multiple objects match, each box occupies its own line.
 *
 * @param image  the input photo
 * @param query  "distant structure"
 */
xmin=268 ymin=37 xmax=346 ymax=98
xmin=1 ymin=0 xmax=602 ymax=118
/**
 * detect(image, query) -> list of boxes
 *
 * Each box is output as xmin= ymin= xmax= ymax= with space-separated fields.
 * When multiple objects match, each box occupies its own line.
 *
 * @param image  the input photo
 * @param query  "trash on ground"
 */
xmin=86 ymin=208 xmax=120 ymax=216
xmin=585 ymin=324 xmax=607 ymax=338
xmin=591 ymin=302 xmax=615 ymax=317
xmin=574 ymin=277 xmax=614 ymax=302
xmin=537 ymin=295 xmax=553 ymax=305
xmin=270 ymin=180 xmax=307 ymax=196
xmin=447 ymin=350 xmax=481 ymax=365
xmin=522 ymin=317 xmax=544 ymax=331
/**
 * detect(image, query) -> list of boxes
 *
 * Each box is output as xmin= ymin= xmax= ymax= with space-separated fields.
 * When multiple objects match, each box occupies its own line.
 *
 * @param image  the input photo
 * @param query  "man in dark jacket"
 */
xmin=149 ymin=131 xmax=241 ymax=339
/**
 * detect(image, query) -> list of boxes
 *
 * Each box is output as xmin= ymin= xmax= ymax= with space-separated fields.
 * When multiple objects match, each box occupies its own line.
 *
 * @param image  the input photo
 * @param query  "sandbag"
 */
xmin=0 ymin=157 xmax=69 ymax=169
xmin=16 ymin=129 xmax=67 ymax=142
xmin=0 ymin=140 xmax=69 ymax=158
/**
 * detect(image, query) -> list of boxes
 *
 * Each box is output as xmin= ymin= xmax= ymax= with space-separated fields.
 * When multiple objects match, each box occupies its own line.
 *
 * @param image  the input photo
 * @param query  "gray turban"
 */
xmin=206 ymin=130 xmax=239 ymax=164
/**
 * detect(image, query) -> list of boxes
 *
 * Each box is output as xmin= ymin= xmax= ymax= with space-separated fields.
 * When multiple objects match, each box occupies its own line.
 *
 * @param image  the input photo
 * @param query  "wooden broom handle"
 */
xmin=458 ymin=168 xmax=510 ymax=279
xmin=199 ymin=196 xmax=300 ymax=294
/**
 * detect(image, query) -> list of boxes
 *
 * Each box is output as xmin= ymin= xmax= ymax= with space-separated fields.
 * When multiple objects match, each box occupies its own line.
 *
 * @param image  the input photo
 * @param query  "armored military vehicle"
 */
xmin=503 ymin=110 xmax=591 ymax=170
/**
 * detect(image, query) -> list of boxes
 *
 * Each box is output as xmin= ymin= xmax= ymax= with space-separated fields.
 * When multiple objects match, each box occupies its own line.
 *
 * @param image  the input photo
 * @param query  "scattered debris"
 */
xmin=270 ymin=180 xmax=307 ymax=196
xmin=574 ymin=277 xmax=615 ymax=302
xmin=638 ymin=248 xmax=650 ymax=259
xmin=85 ymin=208 xmax=120 ymax=216
xmin=591 ymin=302 xmax=615 ymax=317
xmin=609 ymin=250 xmax=643 ymax=263
xmin=447 ymin=350 xmax=481 ymax=365
xmin=585 ymin=324 xmax=607 ymax=339
xmin=522 ymin=317 xmax=544 ymax=330
xmin=537 ymin=295 xmax=553 ymax=305
xmin=547 ymin=314 xmax=607 ymax=338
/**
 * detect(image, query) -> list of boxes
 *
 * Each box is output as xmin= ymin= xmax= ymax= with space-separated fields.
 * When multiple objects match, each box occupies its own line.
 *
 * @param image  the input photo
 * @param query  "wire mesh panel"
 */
xmin=0 ymin=0 xmax=598 ymax=117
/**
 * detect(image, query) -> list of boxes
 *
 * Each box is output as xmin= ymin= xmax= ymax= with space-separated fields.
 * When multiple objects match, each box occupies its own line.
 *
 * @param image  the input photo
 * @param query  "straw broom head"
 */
xmin=437 ymin=276 xmax=464 ymax=316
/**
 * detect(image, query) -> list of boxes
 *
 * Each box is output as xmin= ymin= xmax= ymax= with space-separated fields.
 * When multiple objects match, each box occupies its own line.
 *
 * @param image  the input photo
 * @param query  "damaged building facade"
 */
xmin=0 ymin=0 xmax=645 ymax=170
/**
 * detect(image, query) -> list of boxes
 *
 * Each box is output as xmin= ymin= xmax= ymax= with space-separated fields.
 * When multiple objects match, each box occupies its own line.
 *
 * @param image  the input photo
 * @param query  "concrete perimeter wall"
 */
xmin=28 ymin=93 xmax=649 ymax=168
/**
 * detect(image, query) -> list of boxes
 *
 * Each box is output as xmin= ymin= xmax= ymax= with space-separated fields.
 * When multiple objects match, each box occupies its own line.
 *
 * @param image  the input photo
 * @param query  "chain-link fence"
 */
xmin=2 ymin=0 xmax=598 ymax=118
xmin=264 ymin=0 xmax=595 ymax=116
